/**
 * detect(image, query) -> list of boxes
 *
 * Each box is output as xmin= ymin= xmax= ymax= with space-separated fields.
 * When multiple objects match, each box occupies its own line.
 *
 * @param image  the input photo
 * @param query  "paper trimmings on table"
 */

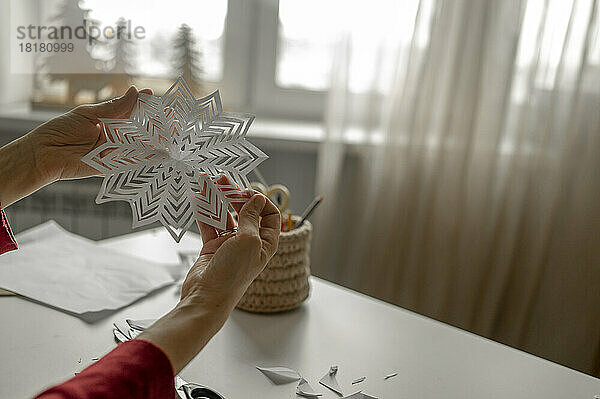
xmin=255 ymin=366 xmax=301 ymax=385
xmin=297 ymin=378 xmax=323 ymax=397
xmin=319 ymin=365 xmax=343 ymax=396
xmin=255 ymin=364 xmax=384 ymax=398
xmin=82 ymin=77 xmax=267 ymax=242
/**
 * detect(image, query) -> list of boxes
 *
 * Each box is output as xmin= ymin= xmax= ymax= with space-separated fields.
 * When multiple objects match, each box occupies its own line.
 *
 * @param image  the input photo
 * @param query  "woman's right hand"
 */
xmin=138 ymin=193 xmax=281 ymax=374
xmin=181 ymin=193 xmax=281 ymax=317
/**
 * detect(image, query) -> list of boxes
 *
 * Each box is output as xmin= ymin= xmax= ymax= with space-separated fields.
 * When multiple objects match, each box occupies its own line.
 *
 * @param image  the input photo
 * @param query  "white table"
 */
xmin=1 ymin=229 xmax=598 ymax=399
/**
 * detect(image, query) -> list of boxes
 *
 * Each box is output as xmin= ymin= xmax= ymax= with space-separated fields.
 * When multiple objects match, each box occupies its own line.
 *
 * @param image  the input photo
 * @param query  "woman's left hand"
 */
xmin=0 ymin=87 xmax=151 ymax=207
xmin=29 ymin=86 xmax=151 ymax=183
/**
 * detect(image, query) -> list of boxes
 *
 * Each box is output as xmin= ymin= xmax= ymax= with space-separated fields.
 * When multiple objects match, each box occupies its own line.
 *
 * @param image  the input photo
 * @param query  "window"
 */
xmin=276 ymin=0 xmax=427 ymax=93
xmin=82 ymin=0 xmax=228 ymax=81
xmin=513 ymin=0 xmax=599 ymax=102
xmin=13 ymin=0 xmax=597 ymax=125
xmin=30 ymin=0 xmax=229 ymax=106
xmin=20 ymin=0 xmax=426 ymax=121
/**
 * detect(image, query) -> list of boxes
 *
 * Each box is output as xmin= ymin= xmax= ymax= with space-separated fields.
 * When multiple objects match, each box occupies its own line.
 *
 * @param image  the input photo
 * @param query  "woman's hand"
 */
xmin=138 ymin=193 xmax=281 ymax=374
xmin=30 ymin=86 xmax=151 ymax=183
xmin=182 ymin=193 xmax=281 ymax=313
xmin=0 ymin=87 xmax=151 ymax=207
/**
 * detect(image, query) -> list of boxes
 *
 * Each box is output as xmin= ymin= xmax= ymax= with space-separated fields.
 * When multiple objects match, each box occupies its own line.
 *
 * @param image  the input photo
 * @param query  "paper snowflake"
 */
xmin=82 ymin=77 xmax=267 ymax=242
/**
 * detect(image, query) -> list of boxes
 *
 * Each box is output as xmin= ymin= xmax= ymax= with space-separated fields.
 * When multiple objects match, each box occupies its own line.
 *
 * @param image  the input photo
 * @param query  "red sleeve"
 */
xmin=34 ymin=340 xmax=175 ymax=399
xmin=0 ymin=209 xmax=17 ymax=254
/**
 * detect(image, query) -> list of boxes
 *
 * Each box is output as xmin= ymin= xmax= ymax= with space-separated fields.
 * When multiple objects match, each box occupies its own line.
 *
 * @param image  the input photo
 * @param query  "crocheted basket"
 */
xmin=236 ymin=217 xmax=311 ymax=313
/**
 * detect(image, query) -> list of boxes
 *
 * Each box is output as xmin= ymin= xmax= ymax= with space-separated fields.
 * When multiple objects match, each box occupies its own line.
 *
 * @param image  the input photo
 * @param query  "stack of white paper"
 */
xmin=0 ymin=221 xmax=182 ymax=316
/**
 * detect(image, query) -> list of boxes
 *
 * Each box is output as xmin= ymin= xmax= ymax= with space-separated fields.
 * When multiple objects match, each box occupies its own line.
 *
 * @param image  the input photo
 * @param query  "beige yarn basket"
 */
xmin=237 ymin=217 xmax=312 ymax=313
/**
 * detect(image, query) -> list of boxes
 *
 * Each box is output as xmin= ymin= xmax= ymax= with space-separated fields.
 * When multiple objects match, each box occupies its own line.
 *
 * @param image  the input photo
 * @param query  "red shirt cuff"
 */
xmin=35 ymin=340 xmax=175 ymax=399
xmin=0 ymin=209 xmax=17 ymax=254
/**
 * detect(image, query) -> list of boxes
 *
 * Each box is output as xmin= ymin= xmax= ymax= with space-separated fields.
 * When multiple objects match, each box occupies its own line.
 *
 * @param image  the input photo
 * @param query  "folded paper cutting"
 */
xmin=0 ymin=221 xmax=182 ymax=315
xmin=255 ymin=366 xmax=302 ymax=385
xmin=82 ymin=77 xmax=267 ymax=242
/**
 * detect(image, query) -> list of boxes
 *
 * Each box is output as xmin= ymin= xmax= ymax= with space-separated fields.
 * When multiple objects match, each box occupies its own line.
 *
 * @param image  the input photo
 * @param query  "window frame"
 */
xmin=248 ymin=0 xmax=326 ymax=121
xmin=218 ymin=0 xmax=255 ymax=111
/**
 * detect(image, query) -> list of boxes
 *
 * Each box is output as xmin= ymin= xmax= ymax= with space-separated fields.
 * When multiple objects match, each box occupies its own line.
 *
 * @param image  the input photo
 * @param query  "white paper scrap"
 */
xmin=319 ymin=365 xmax=344 ymax=396
xmin=297 ymin=378 xmax=322 ymax=397
xmin=175 ymin=376 xmax=187 ymax=399
xmin=114 ymin=320 xmax=133 ymax=339
xmin=0 ymin=221 xmax=180 ymax=315
xmin=127 ymin=318 xmax=157 ymax=331
xmin=13 ymin=220 xmax=66 ymax=245
xmin=384 ymin=372 xmax=398 ymax=380
xmin=113 ymin=328 xmax=128 ymax=343
xmin=256 ymin=366 xmax=301 ymax=385
xmin=351 ymin=377 xmax=366 ymax=384
xmin=342 ymin=392 xmax=378 ymax=399
xmin=128 ymin=328 xmax=141 ymax=339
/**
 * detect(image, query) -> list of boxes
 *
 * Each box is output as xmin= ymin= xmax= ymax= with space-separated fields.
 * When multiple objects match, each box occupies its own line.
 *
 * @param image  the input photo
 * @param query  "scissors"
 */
xmin=175 ymin=376 xmax=225 ymax=399
xmin=251 ymin=182 xmax=290 ymax=212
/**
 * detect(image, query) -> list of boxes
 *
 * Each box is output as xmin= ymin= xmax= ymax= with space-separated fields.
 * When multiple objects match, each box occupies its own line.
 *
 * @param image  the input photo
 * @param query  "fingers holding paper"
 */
xmin=197 ymin=174 xmax=253 ymax=252
xmin=238 ymin=193 xmax=281 ymax=263
xmin=142 ymin=193 xmax=281 ymax=375
xmin=74 ymin=86 xmax=153 ymax=121
xmin=198 ymin=212 xmax=236 ymax=253
xmin=183 ymin=191 xmax=280 ymax=306
xmin=24 ymin=86 xmax=155 ymax=185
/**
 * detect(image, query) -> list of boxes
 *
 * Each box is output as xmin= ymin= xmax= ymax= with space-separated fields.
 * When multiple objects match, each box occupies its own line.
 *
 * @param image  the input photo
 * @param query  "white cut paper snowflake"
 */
xmin=82 ymin=77 xmax=267 ymax=242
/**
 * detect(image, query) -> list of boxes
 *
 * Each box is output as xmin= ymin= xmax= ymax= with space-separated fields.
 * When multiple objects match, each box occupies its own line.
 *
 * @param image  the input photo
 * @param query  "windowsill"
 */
xmin=0 ymin=102 xmax=325 ymax=151
xmin=0 ymin=103 xmax=62 ymax=124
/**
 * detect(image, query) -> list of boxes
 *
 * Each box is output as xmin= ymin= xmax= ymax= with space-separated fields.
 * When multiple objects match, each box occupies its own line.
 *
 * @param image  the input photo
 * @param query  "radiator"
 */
xmin=4 ymin=178 xmax=153 ymax=240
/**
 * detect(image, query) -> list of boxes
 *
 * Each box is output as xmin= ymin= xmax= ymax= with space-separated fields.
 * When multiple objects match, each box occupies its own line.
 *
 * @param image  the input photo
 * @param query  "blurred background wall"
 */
xmin=0 ymin=0 xmax=599 ymax=377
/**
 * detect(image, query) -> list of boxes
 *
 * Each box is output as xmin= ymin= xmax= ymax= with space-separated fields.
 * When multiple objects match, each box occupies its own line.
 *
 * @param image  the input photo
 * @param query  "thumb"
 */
xmin=75 ymin=86 xmax=139 ymax=120
xmin=237 ymin=194 xmax=266 ymax=237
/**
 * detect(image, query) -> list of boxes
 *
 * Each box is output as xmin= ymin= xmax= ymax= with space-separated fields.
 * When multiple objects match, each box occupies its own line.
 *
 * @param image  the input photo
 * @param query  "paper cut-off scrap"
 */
xmin=113 ymin=320 xmax=133 ymax=339
xmin=319 ymin=365 xmax=344 ymax=396
xmin=127 ymin=318 xmax=156 ymax=331
xmin=342 ymin=392 xmax=378 ymax=399
xmin=297 ymin=378 xmax=322 ymax=397
xmin=384 ymin=372 xmax=398 ymax=380
xmin=113 ymin=318 xmax=153 ymax=343
xmin=256 ymin=366 xmax=301 ymax=385
xmin=351 ymin=377 xmax=366 ymax=385
xmin=113 ymin=328 xmax=128 ymax=343
xmin=113 ymin=320 xmax=141 ymax=341
xmin=82 ymin=77 xmax=267 ymax=242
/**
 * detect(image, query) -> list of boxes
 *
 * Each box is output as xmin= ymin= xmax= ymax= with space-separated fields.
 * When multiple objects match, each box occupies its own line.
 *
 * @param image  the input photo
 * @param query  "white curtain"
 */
xmin=312 ymin=0 xmax=600 ymax=375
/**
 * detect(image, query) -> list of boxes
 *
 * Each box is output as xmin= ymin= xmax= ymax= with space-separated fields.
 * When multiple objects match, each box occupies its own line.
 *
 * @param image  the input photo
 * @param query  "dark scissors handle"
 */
xmin=183 ymin=383 xmax=225 ymax=399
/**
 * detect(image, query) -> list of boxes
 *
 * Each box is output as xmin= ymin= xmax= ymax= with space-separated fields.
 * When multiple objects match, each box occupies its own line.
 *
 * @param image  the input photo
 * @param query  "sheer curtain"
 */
xmin=312 ymin=0 xmax=600 ymax=375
